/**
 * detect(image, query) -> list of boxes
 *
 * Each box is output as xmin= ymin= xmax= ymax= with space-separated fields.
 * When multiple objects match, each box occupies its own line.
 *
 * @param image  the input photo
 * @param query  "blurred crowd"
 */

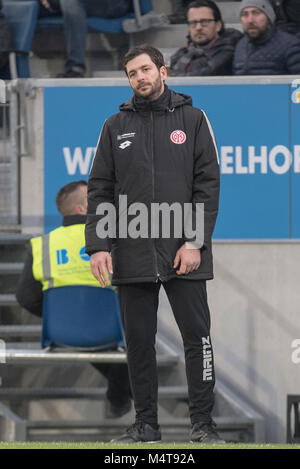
xmin=0 ymin=0 xmax=299 ymax=77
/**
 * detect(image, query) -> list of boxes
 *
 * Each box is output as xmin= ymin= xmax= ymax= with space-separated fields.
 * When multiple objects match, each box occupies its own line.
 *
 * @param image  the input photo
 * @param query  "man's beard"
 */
xmin=245 ymin=24 xmax=267 ymax=39
xmin=134 ymin=75 xmax=164 ymax=101
xmin=195 ymin=38 xmax=211 ymax=46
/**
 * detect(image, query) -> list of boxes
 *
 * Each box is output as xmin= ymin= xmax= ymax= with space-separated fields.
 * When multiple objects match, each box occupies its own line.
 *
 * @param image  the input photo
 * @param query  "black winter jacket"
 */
xmin=170 ymin=28 xmax=243 ymax=76
xmin=233 ymin=25 xmax=300 ymax=75
xmin=85 ymin=87 xmax=220 ymax=285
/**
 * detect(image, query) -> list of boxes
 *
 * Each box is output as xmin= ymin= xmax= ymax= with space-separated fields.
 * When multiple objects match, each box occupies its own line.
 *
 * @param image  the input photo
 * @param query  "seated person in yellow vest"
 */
xmin=16 ymin=180 xmax=132 ymax=419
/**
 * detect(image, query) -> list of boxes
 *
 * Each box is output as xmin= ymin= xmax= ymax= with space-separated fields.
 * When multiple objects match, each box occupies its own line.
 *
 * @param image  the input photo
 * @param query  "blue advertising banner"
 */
xmin=43 ymin=81 xmax=299 ymax=238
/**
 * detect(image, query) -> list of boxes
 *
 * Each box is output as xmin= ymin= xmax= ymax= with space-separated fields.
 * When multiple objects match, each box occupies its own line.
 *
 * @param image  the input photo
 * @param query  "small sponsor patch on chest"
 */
xmin=119 ymin=140 xmax=132 ymax=150
xmin=117 ymin=132 xmax=136 ymax=140
xmin=170 ymin=130 xmax=187 ymax=144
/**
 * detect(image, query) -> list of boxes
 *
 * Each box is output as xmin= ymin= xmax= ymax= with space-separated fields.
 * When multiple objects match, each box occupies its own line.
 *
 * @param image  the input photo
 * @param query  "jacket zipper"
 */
xmin=150 ymin=111 xmax=160 ymax=283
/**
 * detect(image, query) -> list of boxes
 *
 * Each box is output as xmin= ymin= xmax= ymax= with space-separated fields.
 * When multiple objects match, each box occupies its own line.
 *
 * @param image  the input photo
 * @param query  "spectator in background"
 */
xmin=39 ymin=0 xmax=131 ymax=77
xmin=170 ymin=1 xmax=242 ymax=76
xmin=0 ymin=0 xmax=13 ymax=73
xmin=168 ymin=0 xmax=191 ymax=24
xmin=271 ymin=0 xmax=300 ymax=35
xmin=16 ymin=180 xmax=132 ymax=419
xmin=233 ymin=0 xmax=300 ymax=74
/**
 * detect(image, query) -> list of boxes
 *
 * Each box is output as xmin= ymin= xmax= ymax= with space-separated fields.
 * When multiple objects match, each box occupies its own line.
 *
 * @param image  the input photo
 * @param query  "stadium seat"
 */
xmin=41 ymin=285 xmax=125 ymax=350
xmin=35 ymin=0 xmax=165 ymax=34
xmin=2 ymin=1 xmax=39 ymax=78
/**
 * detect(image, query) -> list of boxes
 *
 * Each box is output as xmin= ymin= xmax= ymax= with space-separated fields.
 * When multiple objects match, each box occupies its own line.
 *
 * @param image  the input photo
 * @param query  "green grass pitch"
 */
xmin=0 ymin=442 xmax=300 ymax=449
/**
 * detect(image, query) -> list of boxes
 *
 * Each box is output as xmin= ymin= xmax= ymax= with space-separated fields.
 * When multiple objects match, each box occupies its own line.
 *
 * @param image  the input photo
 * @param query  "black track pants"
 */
xmin=118 ymin=278 xmax=215 ymax=426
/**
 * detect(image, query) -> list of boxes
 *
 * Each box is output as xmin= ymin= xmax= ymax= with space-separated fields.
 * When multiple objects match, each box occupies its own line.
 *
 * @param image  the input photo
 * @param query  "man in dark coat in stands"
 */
xmin=233 ymin=0 xmax=300 ymax=74
xmin=271 ymin=0 xmax=300 ymax=35
xmin=170 ymin=0 xmax=242 ymax=76
xmin=0 ymin=0 xmax=13 ymax=73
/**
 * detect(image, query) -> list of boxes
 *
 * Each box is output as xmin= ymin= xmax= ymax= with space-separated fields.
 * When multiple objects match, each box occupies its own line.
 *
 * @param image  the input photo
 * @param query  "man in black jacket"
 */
xmin=233 ymin=0 xmax=300 ymax=74
xmin=0 ymin=1 xmax=13 ymax=74
xmin=170 ymin=0 xmax=242 ymax=76
xmin=271 ymin=0 xmax=300 ymax=35
xmin=85 ymin=44 xmax=222 ymax=443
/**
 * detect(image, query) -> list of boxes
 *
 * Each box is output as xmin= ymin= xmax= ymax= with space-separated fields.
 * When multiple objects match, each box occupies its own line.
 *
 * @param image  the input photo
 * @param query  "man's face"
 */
xmin=240 ymin=7 xmax=271 ymax=38
xmin=126 ymin=53 xmax=167 ymax=101
xmin=187 ymin=7 xmax=222 ymax=46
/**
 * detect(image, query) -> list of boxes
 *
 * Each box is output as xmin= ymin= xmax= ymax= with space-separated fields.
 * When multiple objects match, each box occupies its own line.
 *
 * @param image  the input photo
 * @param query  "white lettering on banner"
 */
xmin=221 ymin=146 xmax=234 ymax=174
xmin=294 ymin=146 xmax=300 ymax=172
xmin=61 ymin=144 xmax=300 ymax=176
xmin=249 ymin=146 xmax=268 ymax=174
xmin=63 ymin=147 xmax=95 ymax=175
xmin=235 ymin=146 xmax=248 ymax=174
xmin=219 ymin=145 xmax=300 ymax=175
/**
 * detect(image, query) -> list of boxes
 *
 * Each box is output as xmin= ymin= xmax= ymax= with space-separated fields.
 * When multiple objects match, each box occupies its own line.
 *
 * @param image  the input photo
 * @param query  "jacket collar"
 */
xmin=119 ymin=85 xmax=192 ymax=112
xmin=62 ymin=215 xmax=86 ymax=227
xmin=248 ymin=24 xmax=276 ymax=45
xmin=132 ymin=85 xmax=171 ymax=112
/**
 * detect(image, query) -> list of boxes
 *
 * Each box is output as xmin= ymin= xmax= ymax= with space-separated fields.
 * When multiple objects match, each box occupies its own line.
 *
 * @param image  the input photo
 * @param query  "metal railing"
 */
xmin=0 ymin=80 xmax=32 ymax=232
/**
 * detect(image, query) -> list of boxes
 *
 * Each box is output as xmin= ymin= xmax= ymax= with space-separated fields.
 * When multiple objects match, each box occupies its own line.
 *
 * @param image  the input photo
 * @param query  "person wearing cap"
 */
xmin=233 ymin=0 xmax=300 ymax=74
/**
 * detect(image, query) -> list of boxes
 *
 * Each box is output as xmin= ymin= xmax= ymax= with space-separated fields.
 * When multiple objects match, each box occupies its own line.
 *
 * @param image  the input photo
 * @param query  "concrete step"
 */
xmin=0 ymin=385 xmax=188 ymax=401
xmin=0 ymin=233 xmax=32 ymax=244
xmin=0 ymin=293 xmax=17 ymax=306
xmin=0 ymin=263 xmax=24 ymax=274
xmin=25 ymin=416 xmax=254 ymax=443
xmin=0 ymin=234 xmax=31 ymax=263
xmin=0 ymin=325 xmax=41 ymax=338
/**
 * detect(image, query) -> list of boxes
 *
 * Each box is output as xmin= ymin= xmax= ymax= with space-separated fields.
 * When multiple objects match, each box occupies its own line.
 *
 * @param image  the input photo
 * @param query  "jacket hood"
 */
xmin=119 ymin=85 xmax=193 ymax=113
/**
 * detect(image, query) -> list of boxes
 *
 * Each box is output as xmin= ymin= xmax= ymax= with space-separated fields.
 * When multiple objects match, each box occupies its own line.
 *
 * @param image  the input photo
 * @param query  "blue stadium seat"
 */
xmin=36 ymin=0 xmax=154 ymax=34
xmin=2 ymin=1 xmax=38 ymax=78
xmin=41 ymin=285 xmax=125 ymax=350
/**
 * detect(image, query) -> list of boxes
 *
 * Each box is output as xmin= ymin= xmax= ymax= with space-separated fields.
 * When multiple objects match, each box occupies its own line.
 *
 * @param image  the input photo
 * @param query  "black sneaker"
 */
xmin=111 ymin=421 xmax=161 ymax=443
xmin=190 ymin=421 xmax=225 ymax=444
xmin=56 ymin=67 xmax=85 ymax=78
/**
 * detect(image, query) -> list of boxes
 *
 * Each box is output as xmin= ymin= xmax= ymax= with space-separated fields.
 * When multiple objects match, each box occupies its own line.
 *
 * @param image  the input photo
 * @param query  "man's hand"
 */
xmin=39 ymin=0 xmax=51 ymax=9
xmin=90 ymin=251 xmax=113 ymax=288
xmin=173 ymin=244 xmax=201 ymax=275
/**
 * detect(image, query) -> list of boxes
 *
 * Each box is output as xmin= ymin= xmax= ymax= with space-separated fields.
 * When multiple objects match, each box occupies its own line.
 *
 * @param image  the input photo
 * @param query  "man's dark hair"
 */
xmin=123 ymin=44 xmax=165 ymax=74
xmin=56 ymin=180 xmax=87 ymax=216
xmin=187 ymin=0 xmax=225 ymax=33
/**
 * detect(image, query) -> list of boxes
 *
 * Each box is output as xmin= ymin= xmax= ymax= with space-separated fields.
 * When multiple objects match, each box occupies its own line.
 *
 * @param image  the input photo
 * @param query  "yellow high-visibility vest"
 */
xmin=31 ymin=224 xmax=108 ymax=291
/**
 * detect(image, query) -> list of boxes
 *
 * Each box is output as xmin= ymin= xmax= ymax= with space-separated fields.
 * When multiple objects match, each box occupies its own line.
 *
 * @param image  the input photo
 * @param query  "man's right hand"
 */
xmin=39 ymin=0 xmax=51 ymax=9
xmin=90 ymin=251 xmax=113 ymax=288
